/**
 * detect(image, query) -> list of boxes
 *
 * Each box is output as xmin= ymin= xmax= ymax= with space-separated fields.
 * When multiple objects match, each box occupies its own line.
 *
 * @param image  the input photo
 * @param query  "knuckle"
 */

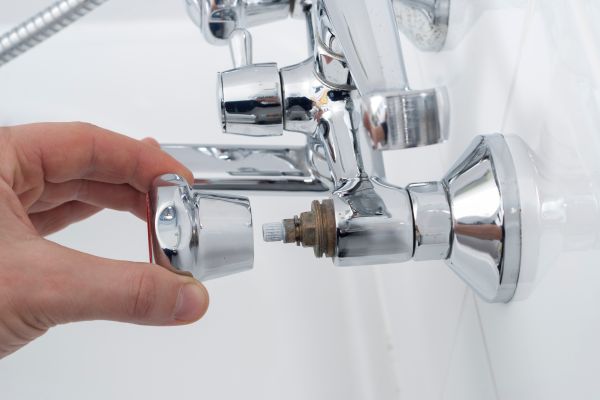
xmin=70 ymin=121 xmax=98 ymax=132
xmin=75 ymin=180 xmax=90 ymax=201
xmin=127 ymin=270 xmax=158 ymax=321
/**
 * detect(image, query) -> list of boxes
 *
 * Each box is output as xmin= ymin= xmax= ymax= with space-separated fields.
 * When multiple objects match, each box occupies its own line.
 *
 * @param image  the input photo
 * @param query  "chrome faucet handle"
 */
xmin=184 ymin=0 xmax=292 ymax=45
xmin=148 ymin=174 xmax=254 ymax=280
xmin=218 ymin=62 xmax=284 ymax=136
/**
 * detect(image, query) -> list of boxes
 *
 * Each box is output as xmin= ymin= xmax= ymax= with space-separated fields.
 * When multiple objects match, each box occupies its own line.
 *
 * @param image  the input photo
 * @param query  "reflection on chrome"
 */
xmin=149 ymin=174 xmax=254 ymax=280
xmin=171 ymin=0 xmax=523 ymax=302
xmin=150 ymin=0 xmax=524 ymax=302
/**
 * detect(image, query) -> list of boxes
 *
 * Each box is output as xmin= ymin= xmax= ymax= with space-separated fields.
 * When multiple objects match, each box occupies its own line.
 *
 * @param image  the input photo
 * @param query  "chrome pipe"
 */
xmin=162 ymin=144 xmax=330 ymax=192
xmin=321 ymin=0 xmax=409 ymax=94
xmin=152 ymin=0 xmax=524 ymax=303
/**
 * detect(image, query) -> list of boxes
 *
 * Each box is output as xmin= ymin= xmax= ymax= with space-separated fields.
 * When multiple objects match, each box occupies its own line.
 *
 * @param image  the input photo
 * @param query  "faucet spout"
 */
xmin=320 ymin=0 xmax=448 ymax=150
xmin=161 ymin=144 xmax=330 ymax=192
xmin=321 ymin=0 xmax=409 ymax=94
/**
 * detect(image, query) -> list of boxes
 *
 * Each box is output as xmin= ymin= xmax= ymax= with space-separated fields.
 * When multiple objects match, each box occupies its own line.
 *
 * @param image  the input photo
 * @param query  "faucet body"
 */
xmin=181 ymin=0 xmax=448 ymax=268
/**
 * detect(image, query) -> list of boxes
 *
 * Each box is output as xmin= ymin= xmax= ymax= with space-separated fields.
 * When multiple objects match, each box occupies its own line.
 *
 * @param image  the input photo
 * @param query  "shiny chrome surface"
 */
xmin=362 ymin=88 xmax=448 ymax=150
xmin=185 ymin=0 xmax=291 ymax=45
xmin=407 ymin=181 xmax=451 ymax=261
xmin=149 ymin=174 xmax=254 ymax=280
xmin=321 ymin=0 xmax=409 ymax=94
xmin=264 ymin=134 xmax=522 ymax=302
xmin=393 ymin=0 xmax=450 ymax=51
xmin=162 ymin=144 xmax=330 ymax=191
xmin=279 ymin=59 xmax=322 ymax=134
xmin=443 ymin=134 xmax=521 ymax=303
xmin=177 ymin=0 xmax=522 ymax=302
xmin=319 ymin=0 xmax=448 ymax=150
xmin=228 ymin=28 xmax=253 ymax=68
xmin=311 ymin=2 xmax=353 ymax=88
xmin=219 ymin=62 xmax=284 ymax=136
xmin=332 ymin=178 xmax=414 ymax=266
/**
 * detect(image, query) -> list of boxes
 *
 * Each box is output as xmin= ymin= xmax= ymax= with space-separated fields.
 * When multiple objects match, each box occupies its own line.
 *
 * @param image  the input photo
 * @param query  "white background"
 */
xmin=1 ymin=1 xmax=600 ymax=399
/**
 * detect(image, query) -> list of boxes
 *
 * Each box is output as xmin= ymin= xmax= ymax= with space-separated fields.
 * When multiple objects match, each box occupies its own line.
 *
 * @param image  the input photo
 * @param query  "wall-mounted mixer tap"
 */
xmin=152 ymin=0 xmax=522 ymax=303
xmin=0 ymin=0 xmax=522 ymax=303
xmin=263 ymin=134 xmax=522 ymax=303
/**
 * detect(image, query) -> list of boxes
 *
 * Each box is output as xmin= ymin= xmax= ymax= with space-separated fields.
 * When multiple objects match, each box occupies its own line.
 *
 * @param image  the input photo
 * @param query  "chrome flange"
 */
xmin=442 ymin=134 xmax=522 ymax=302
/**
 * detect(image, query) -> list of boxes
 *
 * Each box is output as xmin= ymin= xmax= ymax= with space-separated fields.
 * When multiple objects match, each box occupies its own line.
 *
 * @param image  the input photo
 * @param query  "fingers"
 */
xmin=10 ymin=122 xmax=194 ymax=192
xmin=28 ymin=180 xmax=147 ymax=219
xmin=141 ymin=137 xmax=161 ymax=148
xmin=16 ymin=240 xmax=209 ymax=327
xmin=28 ymin=201 xmax=102 ymax=236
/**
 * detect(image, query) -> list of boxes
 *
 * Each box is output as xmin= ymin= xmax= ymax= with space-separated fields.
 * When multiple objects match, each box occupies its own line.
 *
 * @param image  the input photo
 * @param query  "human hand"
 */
xmin=0 ymin=122 xmax=209 ymax=359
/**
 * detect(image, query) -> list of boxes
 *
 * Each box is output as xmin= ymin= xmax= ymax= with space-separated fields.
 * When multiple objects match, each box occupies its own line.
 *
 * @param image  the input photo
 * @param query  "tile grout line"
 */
xmin=439 ymin=286 xmax=469 ymax=400
xmin=372 ymin=268 xmax=405 ymax=400
xmin=500 ymin=0 xmax=538 ymax=132
xmin=473 ymin=295 xmax=501 ymax=400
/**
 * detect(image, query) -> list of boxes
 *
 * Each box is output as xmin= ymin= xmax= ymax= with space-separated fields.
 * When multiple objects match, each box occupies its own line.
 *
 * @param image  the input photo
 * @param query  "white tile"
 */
xmin=375 ymin=3 xmax=531 ymax=399
xmin=442 ymin=294 xmax=498 ymax=400
xmin=477 ymin=1 xmax=600 ymax=399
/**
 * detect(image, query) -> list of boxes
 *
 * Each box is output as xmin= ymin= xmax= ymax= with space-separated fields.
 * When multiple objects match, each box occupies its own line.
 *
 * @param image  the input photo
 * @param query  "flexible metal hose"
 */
xmin=0 ymin=0 xmax=110 ymax=67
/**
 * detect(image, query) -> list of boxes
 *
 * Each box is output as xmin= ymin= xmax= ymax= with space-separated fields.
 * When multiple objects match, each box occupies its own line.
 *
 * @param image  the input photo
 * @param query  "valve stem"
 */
xmin=262 ymin=199 xmax=336 ymax=258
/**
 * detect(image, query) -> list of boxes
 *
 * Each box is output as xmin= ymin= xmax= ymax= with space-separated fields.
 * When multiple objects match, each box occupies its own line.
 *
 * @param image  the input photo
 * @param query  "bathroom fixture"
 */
xmin=392 ymin=0 xmax=450 ymax=51
xmin=263 ymin=134 xmax=521 ymax=303
xmin=0 ymin=0 xmax=450 ymax=68
xmin=156 ymin=0 xmax=520 ymax=303
xmin=1 ymin=0 xmax=523 ymax=302
xmin=148 ymin=174 xmax=254 ymax=280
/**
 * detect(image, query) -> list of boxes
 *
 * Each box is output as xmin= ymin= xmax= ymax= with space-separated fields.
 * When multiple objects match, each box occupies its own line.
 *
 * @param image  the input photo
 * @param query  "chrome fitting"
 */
xmin=148 ymin=174 xmax=254 ymax=280
xmin=407 ymin=181 xmax=451 ymax=261
xmin=185 ymin=0 xmax=292 ymax=45
xmin=218 ymin=62 xmax=284 ymax=136
xmin=263 ymin=135 xmax=523 ymax=303
xmin=442 ymin=134 xmax=521 ymax=303
xmin=362 ymin=88 xmax=448 ymax=150
xmin=392 ymin=0 xmax=451 ymax=52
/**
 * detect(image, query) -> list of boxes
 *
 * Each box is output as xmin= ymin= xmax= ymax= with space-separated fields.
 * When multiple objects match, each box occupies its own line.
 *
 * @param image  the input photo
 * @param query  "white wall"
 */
xmin=1 ymin=1 xmax=599 ymax=399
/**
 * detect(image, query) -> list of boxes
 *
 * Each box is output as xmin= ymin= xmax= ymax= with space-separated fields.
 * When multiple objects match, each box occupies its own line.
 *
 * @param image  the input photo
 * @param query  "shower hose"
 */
xmin=0 ymin=0 xmax=110 ymax=67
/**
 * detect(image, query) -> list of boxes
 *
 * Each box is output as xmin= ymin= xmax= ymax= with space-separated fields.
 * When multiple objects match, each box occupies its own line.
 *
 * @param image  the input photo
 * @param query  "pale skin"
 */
xmin=0 ymin=122 xmax=209 ymax=359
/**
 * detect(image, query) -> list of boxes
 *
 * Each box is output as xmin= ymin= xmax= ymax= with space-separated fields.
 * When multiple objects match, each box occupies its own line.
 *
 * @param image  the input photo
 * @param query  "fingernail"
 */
xmin=173 ymin=283 xmax=208 ymax=322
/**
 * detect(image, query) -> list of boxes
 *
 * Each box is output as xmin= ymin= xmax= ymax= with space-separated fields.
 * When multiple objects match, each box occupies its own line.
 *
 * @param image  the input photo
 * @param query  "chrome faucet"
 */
xmin=0 ymin=0 xmax=522 ymax=303
xmin=147 ymin=0 xmax=521 ymax=303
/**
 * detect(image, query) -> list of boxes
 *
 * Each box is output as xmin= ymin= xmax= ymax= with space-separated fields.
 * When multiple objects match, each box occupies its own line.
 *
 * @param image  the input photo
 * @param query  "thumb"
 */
xmin=24 ymin=240 xmax=209 ymax=327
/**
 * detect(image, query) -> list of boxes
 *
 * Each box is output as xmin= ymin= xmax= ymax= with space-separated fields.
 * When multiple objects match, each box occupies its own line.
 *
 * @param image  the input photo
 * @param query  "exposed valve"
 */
xmin=261 ymin=135 xmax=523 ymax=303
xmin=263 ymin=199 xmax=336 ymax=258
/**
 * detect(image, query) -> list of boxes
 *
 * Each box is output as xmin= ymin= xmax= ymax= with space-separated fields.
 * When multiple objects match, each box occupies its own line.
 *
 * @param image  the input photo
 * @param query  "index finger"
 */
xmin=10 ymin=122 xmax=194 ymax=192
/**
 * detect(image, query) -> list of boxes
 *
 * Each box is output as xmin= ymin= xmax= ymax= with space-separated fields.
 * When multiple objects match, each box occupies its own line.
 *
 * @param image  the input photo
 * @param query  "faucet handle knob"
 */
xmin=218 ymin=62 xmax=284 ymax=136
xmin=362 ymin=88 xmax=449 ymax=150
xmin=148 ymin=174 xmax=254 ymax=280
